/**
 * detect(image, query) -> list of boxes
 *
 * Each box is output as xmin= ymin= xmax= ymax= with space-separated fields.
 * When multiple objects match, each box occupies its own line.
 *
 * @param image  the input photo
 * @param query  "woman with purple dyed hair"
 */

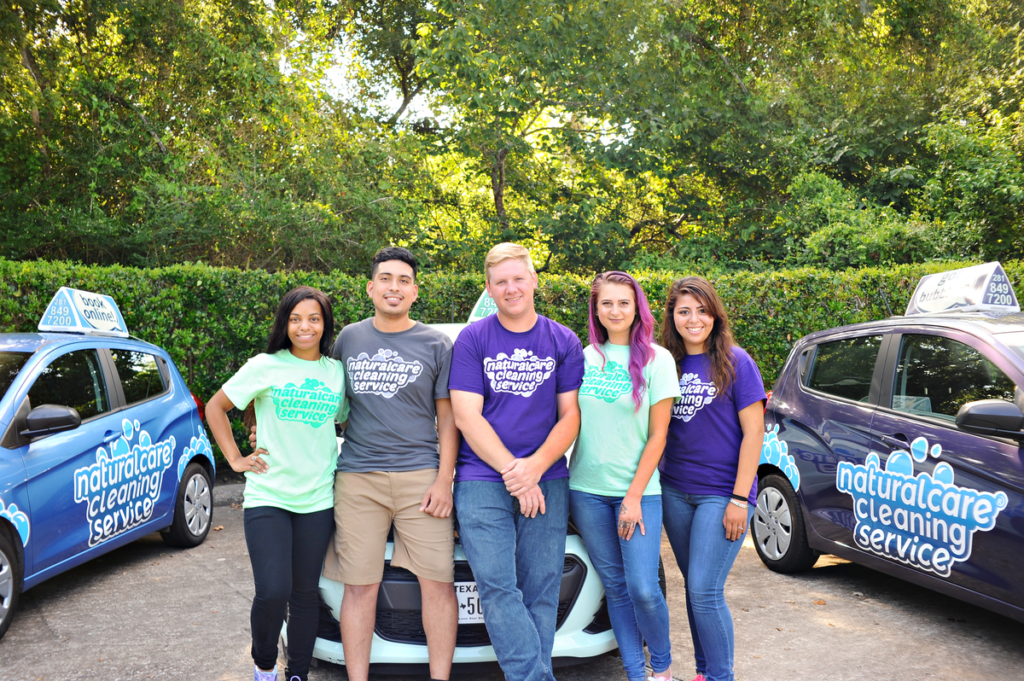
xmin=568 ymin=271 xmax=682 ymax=681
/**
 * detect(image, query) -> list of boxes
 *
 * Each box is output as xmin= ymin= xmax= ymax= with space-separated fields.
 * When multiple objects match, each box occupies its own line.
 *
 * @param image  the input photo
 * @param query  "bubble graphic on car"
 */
xmin=760 ymin=425 xmax=801 ymax=491
xmin=0 ymin=498 xmax=30 ymax=546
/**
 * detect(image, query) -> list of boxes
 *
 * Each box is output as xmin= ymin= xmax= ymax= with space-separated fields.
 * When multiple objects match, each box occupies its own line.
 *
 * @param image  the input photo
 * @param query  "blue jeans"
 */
xmin=662 ymin=488 xmax=754 ymax=681
xmin=454 ymin=478 xmax=569 ymax=681
xmin=570 ymin=491 xmax=672 ymax=681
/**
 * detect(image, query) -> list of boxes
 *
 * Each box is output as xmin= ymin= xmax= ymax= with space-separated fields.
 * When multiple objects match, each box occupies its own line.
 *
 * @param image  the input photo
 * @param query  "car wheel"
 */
xmin=752 ymin=473 xmax=818 ymax=573
xmin=162 ymin=462 xmax=213 ymax=548
xmin=0 ymin=527 xmax=22 ymax=640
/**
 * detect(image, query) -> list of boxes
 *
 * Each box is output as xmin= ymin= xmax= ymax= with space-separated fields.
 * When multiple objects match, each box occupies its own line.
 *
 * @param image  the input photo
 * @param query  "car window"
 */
xmin=805 ymin=335 xmax=883 ymax=402
xmin=892 ymin=334 xmax=1018 ymax=421
xmin=110 ymin=349 xmax=167 ymax=405
xmin=0 ymin=352 xmax=32 ymax=396
xmin=28 ymin=349 xmax=111 ymax=419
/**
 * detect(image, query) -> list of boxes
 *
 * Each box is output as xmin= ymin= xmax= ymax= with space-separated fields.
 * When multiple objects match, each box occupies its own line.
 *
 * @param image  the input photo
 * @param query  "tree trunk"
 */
xmin=17 ymin=16 xmax=52 ymax=175
xmin=491 ymin=147 xmax=509 ymax=229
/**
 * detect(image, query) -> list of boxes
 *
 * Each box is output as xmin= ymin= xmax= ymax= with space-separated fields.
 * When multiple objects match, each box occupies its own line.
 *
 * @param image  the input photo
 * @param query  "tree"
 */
xmin=0 ymin=0 xmax=425 ymax=272
xmin=412 ymin=0 xmax=674 ymax=271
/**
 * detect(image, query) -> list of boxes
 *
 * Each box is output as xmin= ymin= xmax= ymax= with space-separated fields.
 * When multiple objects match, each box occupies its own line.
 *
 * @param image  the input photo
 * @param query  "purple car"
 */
xmin=753 ymin=263 xmax=1024 ymax=623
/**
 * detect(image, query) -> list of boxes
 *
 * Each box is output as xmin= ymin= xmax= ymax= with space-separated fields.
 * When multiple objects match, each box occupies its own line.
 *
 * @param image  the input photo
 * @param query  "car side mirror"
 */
xmin=20 ymin=404 xmax=82 ymax=439
xmin=955 ymin=399 xmax=1024 ymax=441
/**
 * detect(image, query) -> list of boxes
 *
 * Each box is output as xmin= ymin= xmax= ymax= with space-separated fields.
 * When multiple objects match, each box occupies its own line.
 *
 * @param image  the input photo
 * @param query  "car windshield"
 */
xmin=0 ymin=352 xmax=32 ymax=397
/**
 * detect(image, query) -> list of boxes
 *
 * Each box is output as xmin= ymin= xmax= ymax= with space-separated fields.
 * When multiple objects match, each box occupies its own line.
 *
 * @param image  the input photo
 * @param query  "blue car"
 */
xmin=753 ymin=262 xmax=1024 ymax=623
xmin=0 ymin=288 xmax=215 ymax=639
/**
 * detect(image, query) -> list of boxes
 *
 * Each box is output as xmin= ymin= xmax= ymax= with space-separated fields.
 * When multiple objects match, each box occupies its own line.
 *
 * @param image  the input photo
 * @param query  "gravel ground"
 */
xmin=2 ymin=499 xmax=1022 ymax=681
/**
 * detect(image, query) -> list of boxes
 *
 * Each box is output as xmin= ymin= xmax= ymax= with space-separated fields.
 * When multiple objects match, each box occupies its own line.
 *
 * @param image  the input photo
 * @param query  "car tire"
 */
xmin=0 ymin=527 xmax=22 ymax=640
xmin=752 ymin=473 xmax=818 ymax=573
xmin=162 ymin=462 xmax=213 ymax=548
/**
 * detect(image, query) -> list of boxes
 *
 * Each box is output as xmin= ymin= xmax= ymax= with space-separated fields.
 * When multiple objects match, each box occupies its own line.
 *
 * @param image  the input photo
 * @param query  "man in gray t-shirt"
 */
xmin=326 ymin=248 xmax=459 ymax=681
xmin=334 ymin=319 xmax=452 ymax=473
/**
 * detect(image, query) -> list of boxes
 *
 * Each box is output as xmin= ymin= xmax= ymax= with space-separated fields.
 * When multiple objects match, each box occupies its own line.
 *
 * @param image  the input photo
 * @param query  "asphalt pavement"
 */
xmin=2 ymin=484 xmax=1023 ymax=681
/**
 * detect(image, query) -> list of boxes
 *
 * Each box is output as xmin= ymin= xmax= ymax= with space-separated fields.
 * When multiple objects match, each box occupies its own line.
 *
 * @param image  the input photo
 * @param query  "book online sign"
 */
xmin=38 ymin=287 xmax=129 ymax=338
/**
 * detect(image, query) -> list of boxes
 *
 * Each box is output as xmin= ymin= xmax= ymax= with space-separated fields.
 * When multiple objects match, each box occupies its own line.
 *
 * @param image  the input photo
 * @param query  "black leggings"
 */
xmin=243 ymin=506 xmax=335 ymax=680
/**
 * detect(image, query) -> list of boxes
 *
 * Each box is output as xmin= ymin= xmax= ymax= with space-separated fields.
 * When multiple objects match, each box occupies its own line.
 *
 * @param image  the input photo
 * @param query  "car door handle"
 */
xmin=880 ymin=434 xmax=910 ymax=449
xmin=102 ymin=430 xmax=120 ymax=443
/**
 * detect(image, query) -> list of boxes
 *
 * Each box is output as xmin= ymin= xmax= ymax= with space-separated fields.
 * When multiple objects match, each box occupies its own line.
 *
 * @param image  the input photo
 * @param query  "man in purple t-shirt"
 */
xmin=449 ymin=243 xmax=584 ymax=681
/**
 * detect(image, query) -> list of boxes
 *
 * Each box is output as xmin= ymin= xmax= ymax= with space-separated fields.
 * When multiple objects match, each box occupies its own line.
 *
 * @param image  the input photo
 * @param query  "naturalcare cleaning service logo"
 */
xmin=270 ymin=378 xmax=341 ymax=427
xmin=580 ymin=360 xmax=633 ymax=403
xmin=672 ymin=372 xmax=716 ymax=422
xmin=74 ymin=418 xmax=175 ymax=547
xmin=484 ymin=349 xmax=556 ymax=397
xmin=347 ymin=348 xmax=424 ymax=398
xmin=837 ymin=437 xmax=1007 ymax=578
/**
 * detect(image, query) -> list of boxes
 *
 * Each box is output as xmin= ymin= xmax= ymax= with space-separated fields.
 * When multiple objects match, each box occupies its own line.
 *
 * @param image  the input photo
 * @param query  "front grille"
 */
xmin=376 ymin=609 xmax=493 ymax=647
xmin=372 ymin=557 xmax=587 ymax=647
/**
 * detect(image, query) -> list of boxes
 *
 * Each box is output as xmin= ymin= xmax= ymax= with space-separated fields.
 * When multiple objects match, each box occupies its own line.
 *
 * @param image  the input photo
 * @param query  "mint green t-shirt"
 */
xmin=569 ymin=343 xmax=682 ymax=497
xmin=222 ymin=349 xmax=348 ymax=513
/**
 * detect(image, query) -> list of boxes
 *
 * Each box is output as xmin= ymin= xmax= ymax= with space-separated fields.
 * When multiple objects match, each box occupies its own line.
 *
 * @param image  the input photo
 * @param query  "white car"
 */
xmin=295 ymin=306 xmax=621 ymax=672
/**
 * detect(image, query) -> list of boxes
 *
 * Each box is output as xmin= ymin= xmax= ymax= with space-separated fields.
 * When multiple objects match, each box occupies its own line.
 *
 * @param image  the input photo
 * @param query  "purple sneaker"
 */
xmin=254 ymin=666 xmax=277 ymax=681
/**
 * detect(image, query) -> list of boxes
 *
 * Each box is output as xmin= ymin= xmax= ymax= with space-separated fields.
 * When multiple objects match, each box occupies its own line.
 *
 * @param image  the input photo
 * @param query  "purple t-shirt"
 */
xmin=448 ymin=314 xmax=585 ymax=483
xmin=660 ymin=346 xmax=766 ymax=503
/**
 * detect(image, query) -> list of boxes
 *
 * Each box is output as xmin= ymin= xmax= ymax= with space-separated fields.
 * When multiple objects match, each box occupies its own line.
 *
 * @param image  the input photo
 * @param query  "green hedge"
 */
xmin=0 ymin=257 xmax=1015 ymax=401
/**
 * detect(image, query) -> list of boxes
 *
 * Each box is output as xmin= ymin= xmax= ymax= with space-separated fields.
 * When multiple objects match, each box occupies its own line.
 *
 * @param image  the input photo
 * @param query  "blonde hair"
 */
xmin=484 ymin=242 xmax=534 ymax=279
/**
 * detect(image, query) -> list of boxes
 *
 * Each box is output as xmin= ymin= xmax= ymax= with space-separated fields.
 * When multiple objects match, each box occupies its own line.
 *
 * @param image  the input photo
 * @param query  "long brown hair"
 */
xmin=660 ymin=276 xmax=737 ymax=394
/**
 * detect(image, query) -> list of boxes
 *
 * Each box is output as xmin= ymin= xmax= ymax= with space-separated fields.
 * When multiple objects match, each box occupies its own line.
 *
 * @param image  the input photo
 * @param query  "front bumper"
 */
xmin=308 ymin=535 xmax=617 ymax=667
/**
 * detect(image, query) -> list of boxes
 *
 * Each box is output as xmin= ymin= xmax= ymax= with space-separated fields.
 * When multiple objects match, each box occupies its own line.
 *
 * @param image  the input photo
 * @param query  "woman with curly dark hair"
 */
xmin=659 ymin=276 xmax=766 ymax=681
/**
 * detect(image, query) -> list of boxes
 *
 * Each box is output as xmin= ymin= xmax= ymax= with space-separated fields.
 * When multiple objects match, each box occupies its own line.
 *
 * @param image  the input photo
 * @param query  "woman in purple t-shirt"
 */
xmin=659 ymin=276 xmax=766 ymax=681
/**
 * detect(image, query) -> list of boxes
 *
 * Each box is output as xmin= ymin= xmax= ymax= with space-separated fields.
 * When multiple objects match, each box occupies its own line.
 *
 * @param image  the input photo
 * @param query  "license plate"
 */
xmin=455 ymin=581 xmax=485 ymax=624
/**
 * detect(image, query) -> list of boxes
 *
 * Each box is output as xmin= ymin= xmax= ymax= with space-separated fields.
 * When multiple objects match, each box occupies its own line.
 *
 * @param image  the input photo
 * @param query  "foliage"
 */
xmin=409 ymin=0 xmax=673 ymax=272
xmin=917 ymin=116 xmax=1024 ymax=260
xmin=600 ymin=0 xmax=1024 ymax=267
xmin=774 ymin=172 xmax=942 ymax=269
xmin=2 ymin=257 xmax=1017 ymax=399
xmin=798 ymin=220 xmax=939 ymax=271
xmin=0 ymin=0 xmax=424 ymax=273
xmin=1 ymin=0 xmax=1023 ymax=273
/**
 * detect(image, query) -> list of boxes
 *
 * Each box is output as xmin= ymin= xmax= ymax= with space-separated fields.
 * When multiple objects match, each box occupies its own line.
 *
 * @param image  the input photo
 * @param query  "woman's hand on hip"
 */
xmin=618 ymin=496 xmax=645 ymax=541
xmin=723 ymin=502 xmax=749 ymax=541
xmin=230 ymin=447 xmax=269 ymax=474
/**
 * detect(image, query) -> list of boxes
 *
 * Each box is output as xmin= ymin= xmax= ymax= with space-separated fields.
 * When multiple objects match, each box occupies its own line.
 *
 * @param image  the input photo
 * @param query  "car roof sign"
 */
xmin=38 ymin=287 xmax=130 ymax=337
xmin=467 ymin=289 xmax=498 ymax=323
xmin=905 ymin=262 xmax=1020 ymax=316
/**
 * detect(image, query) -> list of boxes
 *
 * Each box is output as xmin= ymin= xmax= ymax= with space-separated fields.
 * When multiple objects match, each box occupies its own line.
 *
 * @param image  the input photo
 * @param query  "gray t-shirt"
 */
xmin=332 ymin=319 xmax=453 ymax=472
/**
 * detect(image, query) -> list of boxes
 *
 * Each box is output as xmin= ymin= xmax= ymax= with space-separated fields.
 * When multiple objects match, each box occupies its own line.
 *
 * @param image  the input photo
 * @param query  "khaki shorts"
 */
xmin=323 ymin=469 xmax=454 ymax=585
